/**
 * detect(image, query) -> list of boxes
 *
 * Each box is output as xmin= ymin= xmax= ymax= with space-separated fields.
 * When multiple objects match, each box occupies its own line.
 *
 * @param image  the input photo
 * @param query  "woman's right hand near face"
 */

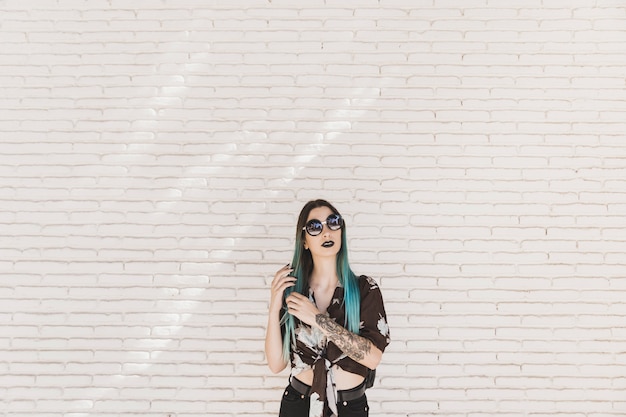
xmin=269 ymin=264 xmax=296 ymax=314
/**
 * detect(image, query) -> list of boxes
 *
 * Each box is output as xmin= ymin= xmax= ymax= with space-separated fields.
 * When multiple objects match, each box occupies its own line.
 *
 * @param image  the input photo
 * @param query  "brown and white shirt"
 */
xmin=282 ymin=275 xmax=390 ymax=417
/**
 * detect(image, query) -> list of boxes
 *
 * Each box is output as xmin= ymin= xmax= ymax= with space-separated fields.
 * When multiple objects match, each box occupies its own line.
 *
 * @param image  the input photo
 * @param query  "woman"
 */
xmin=265 ymin=199 xmax=390 ymax=417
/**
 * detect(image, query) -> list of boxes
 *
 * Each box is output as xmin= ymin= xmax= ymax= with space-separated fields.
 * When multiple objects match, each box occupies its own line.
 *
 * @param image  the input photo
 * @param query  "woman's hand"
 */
xmin=266 ymin=264 xmax=296 ymax=374
xmin=285 ymin=292 xmax=321 ymax=327
xmin=269 ymin=264 xmax=296 ymax=314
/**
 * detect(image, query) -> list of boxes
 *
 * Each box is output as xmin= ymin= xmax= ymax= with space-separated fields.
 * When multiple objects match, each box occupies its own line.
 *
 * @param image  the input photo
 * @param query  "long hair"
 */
xmin=280 ymin=199 xmax=361 ymax=361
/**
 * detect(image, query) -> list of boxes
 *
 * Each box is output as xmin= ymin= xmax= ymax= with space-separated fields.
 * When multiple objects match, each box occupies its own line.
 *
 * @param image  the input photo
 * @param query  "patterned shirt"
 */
xmin=282 ymin=275 xmax=390 ymax=417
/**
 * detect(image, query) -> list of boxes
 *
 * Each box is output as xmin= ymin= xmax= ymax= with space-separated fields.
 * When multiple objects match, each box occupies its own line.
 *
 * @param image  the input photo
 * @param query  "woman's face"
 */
xmin=303 ymin=206 xmax=342 ymax=259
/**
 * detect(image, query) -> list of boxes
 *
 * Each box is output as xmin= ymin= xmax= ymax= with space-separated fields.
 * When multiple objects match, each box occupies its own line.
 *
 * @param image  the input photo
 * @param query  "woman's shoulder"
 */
xmin=357 ymin=275 xmax=381 ymax=292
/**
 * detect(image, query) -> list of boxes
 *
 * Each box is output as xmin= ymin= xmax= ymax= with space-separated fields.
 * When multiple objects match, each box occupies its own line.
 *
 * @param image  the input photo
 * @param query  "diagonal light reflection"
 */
xmin=64 ymin=38 xmax=387 ymax=417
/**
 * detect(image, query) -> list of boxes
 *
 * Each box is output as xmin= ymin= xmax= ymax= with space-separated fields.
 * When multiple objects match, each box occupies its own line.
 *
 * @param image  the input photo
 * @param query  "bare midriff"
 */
xmin=293 ymin=365 xmax=365 ymax=391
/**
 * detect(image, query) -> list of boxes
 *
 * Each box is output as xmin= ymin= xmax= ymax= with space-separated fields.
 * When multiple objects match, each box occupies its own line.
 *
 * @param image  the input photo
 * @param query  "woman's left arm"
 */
xmin=315 ymin=313 xmax=383 ymax=369
xmin=285 ymin=292 xmax=383 ymax=369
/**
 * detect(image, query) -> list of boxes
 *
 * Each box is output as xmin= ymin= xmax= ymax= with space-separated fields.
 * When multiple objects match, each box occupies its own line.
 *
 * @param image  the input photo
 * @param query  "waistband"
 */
xmin=290 ymin=377 xmax=367 ymax=403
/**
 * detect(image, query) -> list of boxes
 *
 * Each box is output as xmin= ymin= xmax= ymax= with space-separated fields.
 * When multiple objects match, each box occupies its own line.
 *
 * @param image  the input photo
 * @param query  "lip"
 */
xmin=321 ymin=241 xmax=334 ymax=248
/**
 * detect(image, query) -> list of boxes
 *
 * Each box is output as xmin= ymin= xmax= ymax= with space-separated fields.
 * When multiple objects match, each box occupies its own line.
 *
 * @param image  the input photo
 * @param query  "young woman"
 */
xmin=265 ymin=199 xmax=390 ymax=417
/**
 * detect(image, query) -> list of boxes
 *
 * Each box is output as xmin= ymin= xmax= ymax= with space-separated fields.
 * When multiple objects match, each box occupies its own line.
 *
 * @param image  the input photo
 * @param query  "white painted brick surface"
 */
xmin=1 ymin=1 xmax=626 ymax=416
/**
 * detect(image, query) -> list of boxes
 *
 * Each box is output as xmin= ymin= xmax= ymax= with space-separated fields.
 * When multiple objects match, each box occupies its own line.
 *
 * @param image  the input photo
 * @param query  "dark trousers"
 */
xmin=278 ymin=383 xmax=369 ymax=417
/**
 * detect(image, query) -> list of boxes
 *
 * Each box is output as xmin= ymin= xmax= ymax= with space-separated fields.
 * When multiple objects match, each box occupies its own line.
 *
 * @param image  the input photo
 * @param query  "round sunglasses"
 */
xmin=302 ymin=213 xmax=343 ymax=236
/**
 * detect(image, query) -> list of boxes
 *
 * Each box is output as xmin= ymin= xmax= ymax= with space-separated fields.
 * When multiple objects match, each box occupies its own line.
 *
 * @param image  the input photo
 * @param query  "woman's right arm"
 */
xmin=264 ymin=264 xmax=295 ymax=374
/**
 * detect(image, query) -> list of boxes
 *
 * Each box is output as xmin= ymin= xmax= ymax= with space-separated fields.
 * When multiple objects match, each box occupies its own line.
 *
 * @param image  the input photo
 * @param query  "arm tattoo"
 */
xmin=315 ymin=313 xmax=372 ymax=361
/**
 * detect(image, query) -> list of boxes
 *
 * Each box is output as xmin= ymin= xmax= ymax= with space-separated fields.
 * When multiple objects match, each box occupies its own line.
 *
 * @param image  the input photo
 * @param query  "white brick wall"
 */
xmin=1 ymin=1 xmax=626 ymax=416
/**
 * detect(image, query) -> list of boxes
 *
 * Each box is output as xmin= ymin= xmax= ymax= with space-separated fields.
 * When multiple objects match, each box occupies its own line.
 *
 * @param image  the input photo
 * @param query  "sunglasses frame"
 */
xmin=302 ymin=214 xmax=343 ymax=236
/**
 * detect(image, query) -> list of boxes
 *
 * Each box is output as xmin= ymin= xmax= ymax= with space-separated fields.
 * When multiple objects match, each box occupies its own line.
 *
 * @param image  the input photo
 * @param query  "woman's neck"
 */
xmin=309 ymin=257 xmax=339 ymax=290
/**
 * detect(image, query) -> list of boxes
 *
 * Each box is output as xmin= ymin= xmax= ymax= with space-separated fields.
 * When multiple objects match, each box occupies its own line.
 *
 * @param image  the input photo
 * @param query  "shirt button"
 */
xmin=301 ymin=395 xmax=305 ymax=399
xmin=343 ymin=401 xmax=348 ymax=406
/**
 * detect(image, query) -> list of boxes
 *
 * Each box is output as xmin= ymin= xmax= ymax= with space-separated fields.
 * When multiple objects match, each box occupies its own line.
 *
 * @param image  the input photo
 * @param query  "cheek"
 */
xmin=334 ymin=233 xmax=342 ymax=250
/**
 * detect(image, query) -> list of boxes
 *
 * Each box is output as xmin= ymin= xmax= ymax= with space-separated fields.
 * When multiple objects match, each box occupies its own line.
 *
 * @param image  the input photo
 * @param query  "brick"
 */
xmin=0 ymin=2 xmax=624 ymax=415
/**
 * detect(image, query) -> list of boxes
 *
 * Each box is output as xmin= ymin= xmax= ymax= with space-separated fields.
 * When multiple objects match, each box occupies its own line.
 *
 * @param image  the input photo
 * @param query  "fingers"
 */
xmin=286 ymin=292 xmax=305 ymax=302
xmin=272 ymin=274 xmax=296 ymax=292
xmin=273 ymin=264 xmax=293 ymax=281
xmin=277 ymin=281 xmax=296 ymax=297
xmin=269 ymin=265 xmax=296 ymax=312
xmin=285 ymin=294 xmax=299 ymax=313
xmin=286 ymin=293 xmax=319 ymax=326
xmin=285 ymin=292 xmax=308 ymax=310
xmin=272 ymin=264 xmax=294 ymax=288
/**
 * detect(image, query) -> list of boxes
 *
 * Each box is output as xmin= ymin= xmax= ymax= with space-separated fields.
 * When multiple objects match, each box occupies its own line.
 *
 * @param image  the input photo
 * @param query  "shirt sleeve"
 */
xmin=358 ymin=276 xmax=390 ymax=352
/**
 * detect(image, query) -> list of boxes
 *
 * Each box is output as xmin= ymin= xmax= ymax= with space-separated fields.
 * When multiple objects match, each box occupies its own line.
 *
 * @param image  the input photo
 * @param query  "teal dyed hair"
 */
xmin=280 ymin=199 xmax=361 ymax=362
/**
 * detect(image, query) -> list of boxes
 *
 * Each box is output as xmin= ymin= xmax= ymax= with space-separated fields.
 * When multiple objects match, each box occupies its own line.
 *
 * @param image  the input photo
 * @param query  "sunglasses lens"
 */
xmin=305 ymin=220 xmax=323 ymax=236
xmin=327 ymin=214 xmax=342 ymax=230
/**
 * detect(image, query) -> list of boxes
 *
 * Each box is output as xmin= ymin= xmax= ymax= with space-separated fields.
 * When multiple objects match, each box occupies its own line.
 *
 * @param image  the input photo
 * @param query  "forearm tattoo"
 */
xmin=315 ymin=313 xmax=372 ymax=361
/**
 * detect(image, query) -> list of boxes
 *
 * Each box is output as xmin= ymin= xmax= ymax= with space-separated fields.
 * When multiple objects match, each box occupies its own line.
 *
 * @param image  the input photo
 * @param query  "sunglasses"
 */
xmin=302 ymin=214 xmax=343 ymax=236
